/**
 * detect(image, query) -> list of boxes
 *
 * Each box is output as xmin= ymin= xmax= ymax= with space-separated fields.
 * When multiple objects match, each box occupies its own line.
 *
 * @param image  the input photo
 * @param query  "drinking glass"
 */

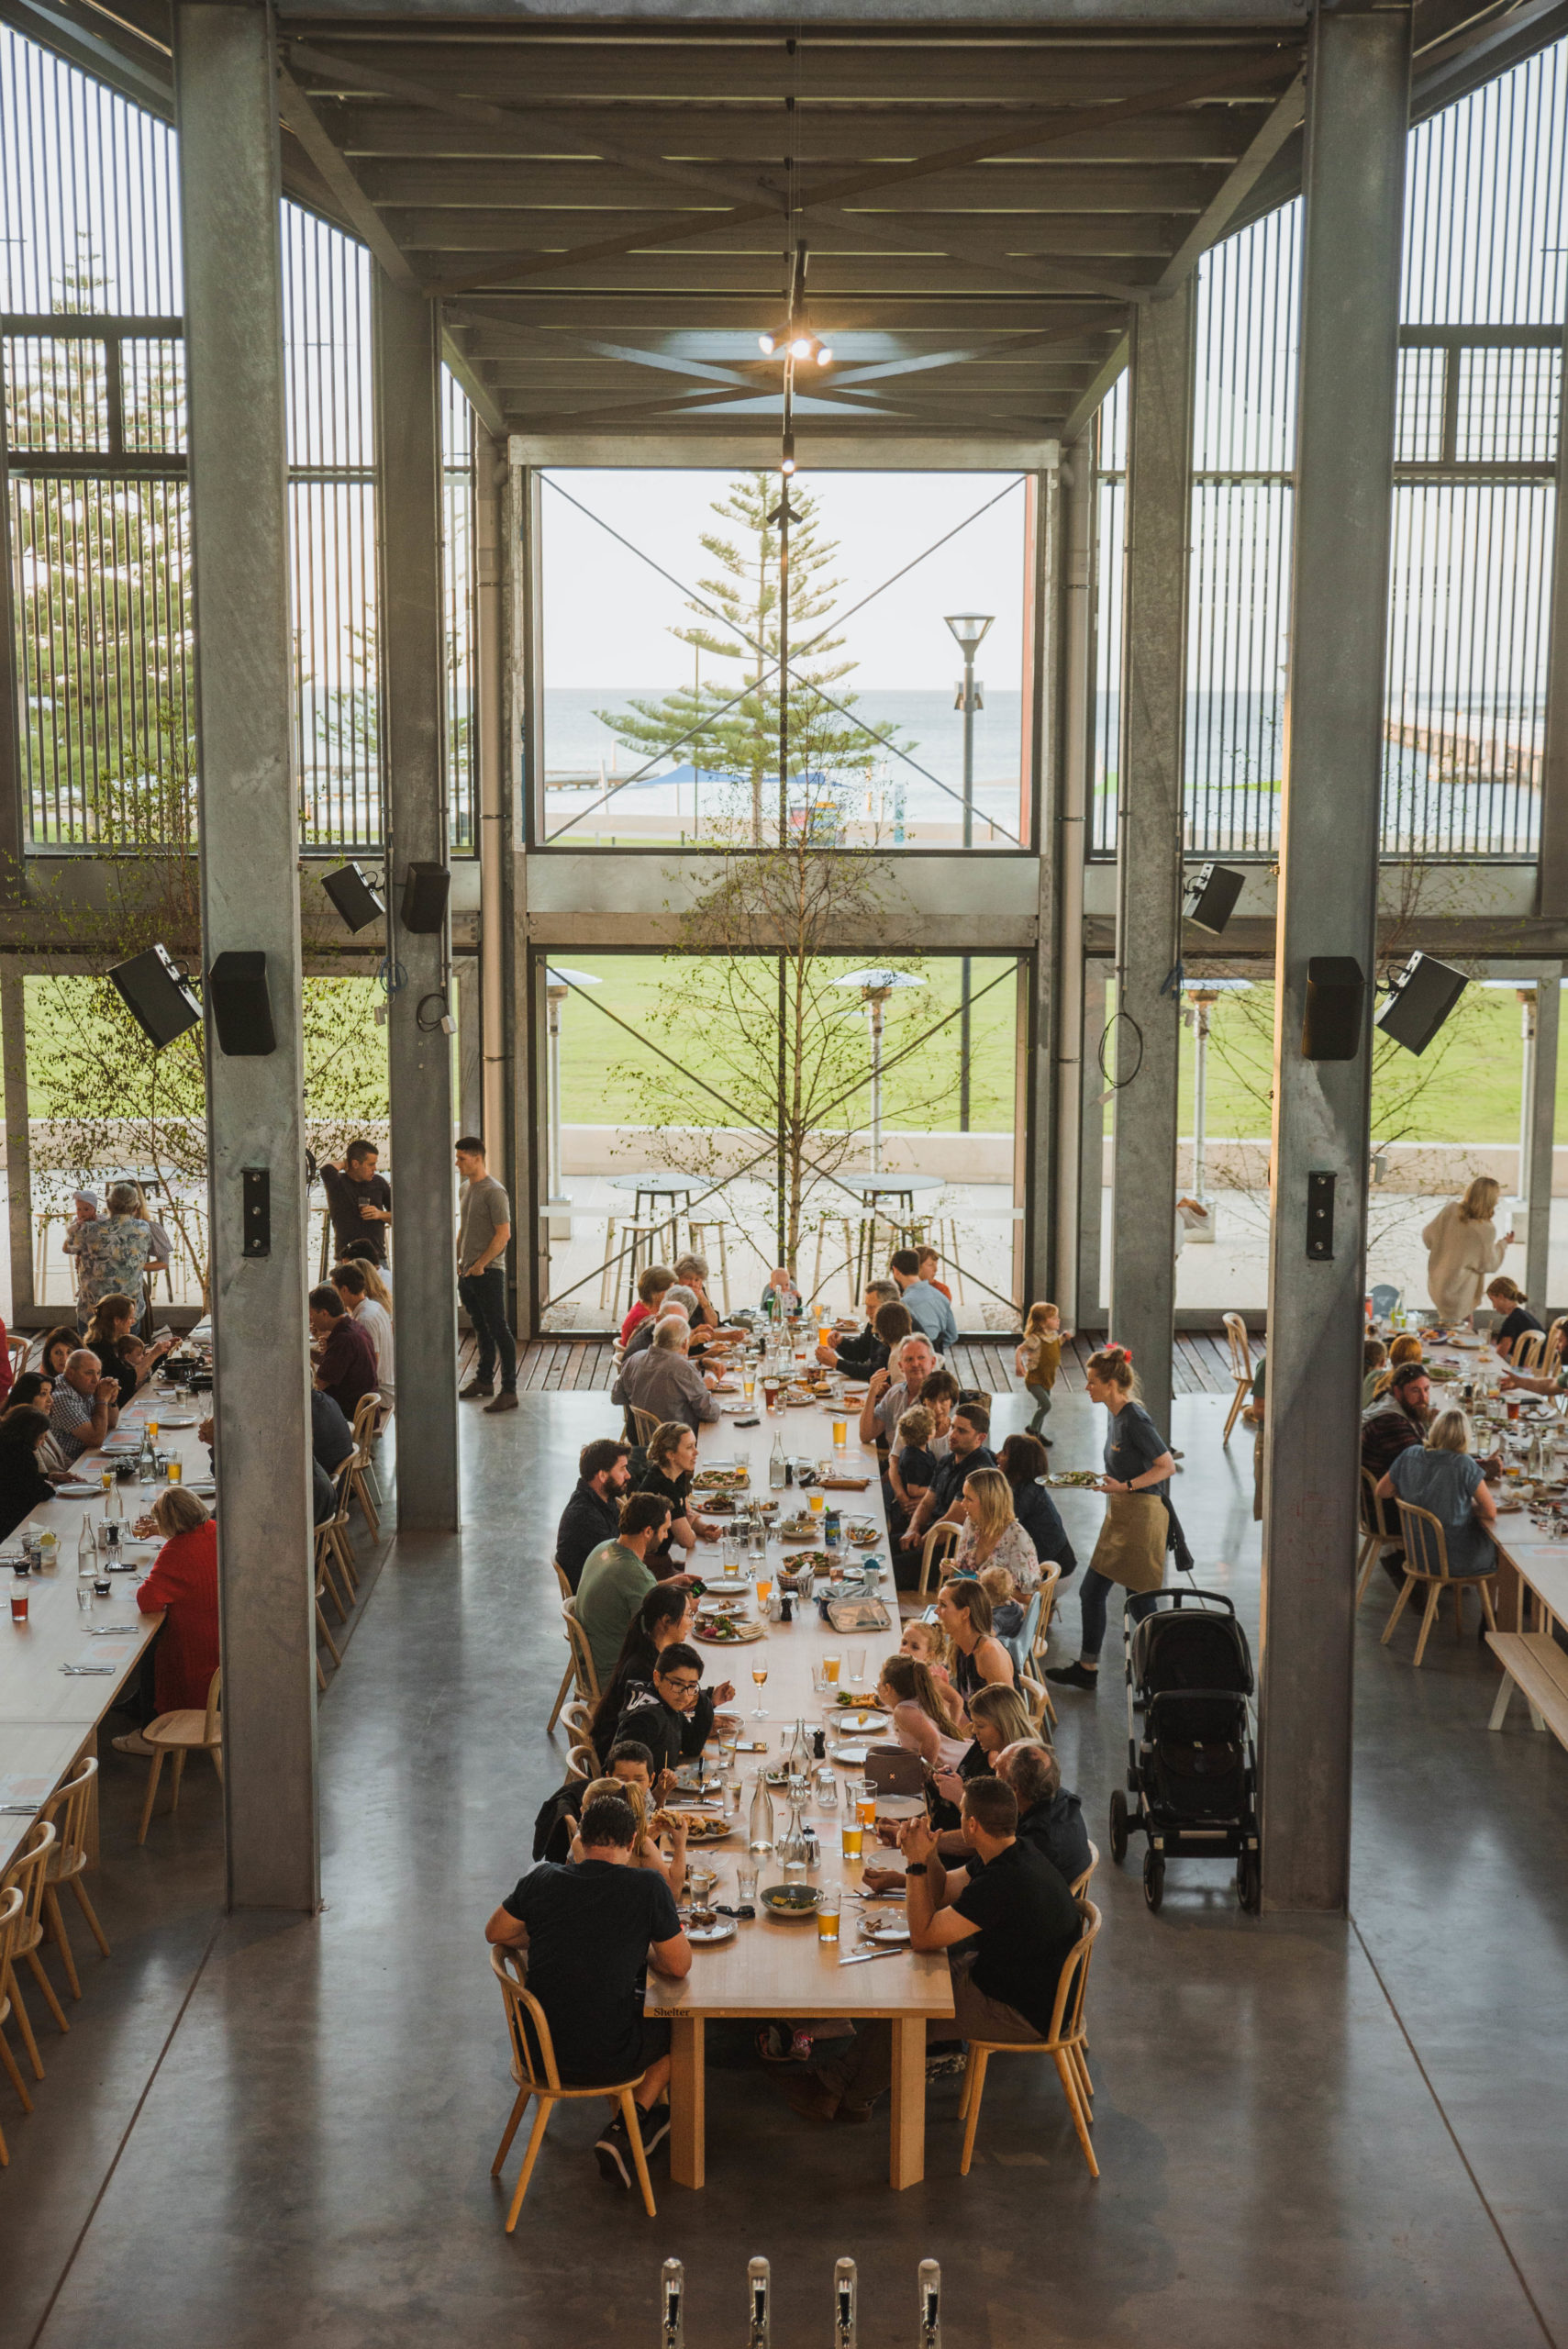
xmin=726 ymin=1774 xmax=743 ymax=1813
xmin=831 ymin=1418 xmax=849 ymax=1452
xmin=76 ymin=1584 xmax=94 ymax=1618
xmin=737 ymin=1862 xmax=759 ymax=1903
xmin=822 ymin=1654 xmax=841 ymax=1686
xmin=816 ymin=1887 xmax=841 ymax=1944
xmin=722 ymin=1532 xmax=741 ymax=1576
xmin=166 ymin=1457 xmax=183 ymax=1486
xmin=856 ymin=1787 xmax=876 ymax=1830
xmin=762 ymin=1378 xmax=780 ymax=1414
xmin=755 ymin=1577 xmax=773 ymax=1609
xmin=147 ymin=1419 xmax=160 ymax=1444
xmin=810 ymin=1660 xmax=827 ymax=1696
xmin=742 ymin=1373 xmax=755 ymax=1404
xmin=840 ymin=1820 xmax=862 ymax=1861
xmin=808 ymin=1492 xmax=826 ymax=1521
xmin=848 ymin=1647 xmax=866 ymax=1685
xmin=751 ymin=1665 xmax=769 ymax=1719
xmin=747 ymin=1520 xmax=767 ymax=1566
xmin=815 ymin=1766 xmax=838 ymax=1808
xmin=100 ymin=1469 xmax=113 ymax=1496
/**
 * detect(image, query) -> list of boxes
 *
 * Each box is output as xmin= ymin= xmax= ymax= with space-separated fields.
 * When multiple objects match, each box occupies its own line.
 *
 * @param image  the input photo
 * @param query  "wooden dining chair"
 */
xmin=6 ymin=1332 xmax=27 ymax=1381
xmin=316 ymin=1457 xmax=358 ymax=1618
xmin=1070 ymin=1841 xmax=1100 ymax=1899
xmin=348 ymin=1394 xmax=383 ymax=1541
xmin=1356 ymin=1466 xmax=1404 ymax=1608
xmin=315 ymin=1553 xmax=343 ymax=1688
xmin=1384 ymin=1501 xmax=1497 ymax=1666
xmin=0 ymin=1885 xmax=36 ymax=2160
xmin=1018 ymin=1672 xmax=1051 ymax=1734
xmin=39 ymin=1757 xmax=110 ymax=2000
xmin=917 ymin=1522 xmax=960 ymax=1598
xmin=137 ymin=1667 xmax=224 ymax=1843
xmin=958 ymin=1897 xmax=1102 ymax=2179
xmin=1514 ymin=1329 xmax=1547 ymax=1373
xmin=630 ymin=1407 xmax=661 ymax=1451
xmin=0 ymin=1821 xmax=68 ymax=2078
xmin=551 ymin=1556 xmax=573 ymax=1601
xmin=562 ymin=1699 xmax=600 ymax=1780
xmin=490 ymin=1946 xmax=657 ymax=2224
xmin=548 ymin=1602 xmax=600 ymax=1734
xmin=1543 ymin=1316 xmax=1568 ymax=1378
xmin=1221 ymin=1312 xmax=1255 ymax=1446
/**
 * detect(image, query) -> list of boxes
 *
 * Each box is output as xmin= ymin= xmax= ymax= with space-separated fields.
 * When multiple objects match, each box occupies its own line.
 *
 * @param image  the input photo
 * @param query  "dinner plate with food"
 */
xmin=694 ymin=1466 xmax=751 ymax=1490
xmin=827 ymin=1705 xmax=884 ymax=1732
xmin=776 ymin=1515 xmax=816 ymax=1540
xmin=694 ymin=1619 xmax=766 ymax=1646
xmin=817 ymin=1475 xmax=871 ymax=1492
xmin=761 ymin=1884 xmax=819 ymax=1920
xmin=684 ymin=1908 xmax=738 ymax=1945
xmin=781 ymin=1548 xmax=835 ymax=1573
xmin=1046 ymin=1469 xmax=1104 ymax=1489
xmin=696 ymin=1576 xmax=752 ymax=1597
xmin=661 ymin=1809 xmax=732 ymax=1842
xmin=862 ymin=1919 xmax=911 ymax=1946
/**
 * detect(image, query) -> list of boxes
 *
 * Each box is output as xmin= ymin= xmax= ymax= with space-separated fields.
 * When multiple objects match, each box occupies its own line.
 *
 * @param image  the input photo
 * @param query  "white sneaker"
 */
xmin=112 ymin=1731 xmax=157 ymax=1757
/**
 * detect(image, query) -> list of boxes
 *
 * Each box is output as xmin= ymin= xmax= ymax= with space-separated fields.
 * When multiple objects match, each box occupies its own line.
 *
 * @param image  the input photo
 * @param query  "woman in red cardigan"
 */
xmin=112 ymin=1486 xmax=219 ymax=1754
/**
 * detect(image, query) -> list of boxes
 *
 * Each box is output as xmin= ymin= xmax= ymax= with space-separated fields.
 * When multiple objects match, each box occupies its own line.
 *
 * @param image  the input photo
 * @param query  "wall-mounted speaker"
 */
xmin=401 ymin=863 xmax=450 ymax=934
xmin=108 ymin=944 xmax=202 ymax=1050
xmin=1183 ymin=862 xmax=1245 ymax=938
xmin=1376 ymin=952 xmax=1468 ymax=1056
xmin=207 ymin=951 xmax=276 ymax=1057
xmin=1301 ymin=956 xmax=1365 ymax=1062
xmin=322 ymin=862 xmax=385 ymax=934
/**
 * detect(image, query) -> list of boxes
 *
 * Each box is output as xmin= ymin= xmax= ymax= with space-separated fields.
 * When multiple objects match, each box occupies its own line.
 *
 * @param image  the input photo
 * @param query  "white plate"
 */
xmin=826 ymin=1708 xmax=883 ymax=1731
xmin=698 ymin=1579 xmax=752 ymax=1596
xmin=150 ymin=1415 xmax=200 ymax=1429
xmin=863 ymin=1920 xmax=910 ymax=1946
xmin=830 ymin=1744 xmax=870 ymax=1765
xmin=685 ymin=1917 xmax=738 ymax=1945
xmin=874 ymin=1795 xmax=925 ymax=1820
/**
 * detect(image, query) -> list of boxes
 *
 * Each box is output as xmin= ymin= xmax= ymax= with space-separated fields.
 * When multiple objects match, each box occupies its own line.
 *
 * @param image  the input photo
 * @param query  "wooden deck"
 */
xmin=473 ymin=1326 xmax=1260 ymax=1397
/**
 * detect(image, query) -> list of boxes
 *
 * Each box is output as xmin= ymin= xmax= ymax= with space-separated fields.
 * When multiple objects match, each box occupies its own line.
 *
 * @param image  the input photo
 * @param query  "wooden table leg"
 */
xmin=888 ymin=2016 xmax=926 ymax=2189
xmin=668 ymin=2016 xmax=706 ymax=2189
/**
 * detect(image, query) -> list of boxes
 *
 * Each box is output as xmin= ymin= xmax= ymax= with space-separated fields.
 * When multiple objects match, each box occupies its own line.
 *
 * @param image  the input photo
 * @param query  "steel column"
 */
xmin=512 ymin=466 xmax=545 ymax=1337
xmin=457 ymin=956 xmax=483 ymax=1138
xmin=1051 ymin=431 xmax=1095 ymax=1326
xmin=1259 ymin=0 xmax=1411 ymax=1914
xmin=1109 ymin=281 xmax=1195 ymax=1430
xmin=475 ymin=425 xmax=507 ymax=1153
xmin=173 ymin=1 xmax=317 ymax=1911
xmin=0 ymin=426 xmax=25 ymax=890
xmin=2 ymin=962 xmax=33 ymax=1323
xmin=374 ymin=280 xmax=459 ymax=1528
xmin=1022 ymin=465 xmax=1061 ymax=1307
xmin=1078 ymin=960 xmax=1107 ymax=1324
xmin=1535 ymin=345 xmax=1568 ymax=918
xmin=1526 ymin=971 xmax=1561 ymax=1314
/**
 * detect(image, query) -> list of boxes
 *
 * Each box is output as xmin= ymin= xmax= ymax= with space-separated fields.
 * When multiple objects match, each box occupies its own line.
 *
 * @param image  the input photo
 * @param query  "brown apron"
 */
xmin=1089 ymin=1491 xmax=1167 ymax=1595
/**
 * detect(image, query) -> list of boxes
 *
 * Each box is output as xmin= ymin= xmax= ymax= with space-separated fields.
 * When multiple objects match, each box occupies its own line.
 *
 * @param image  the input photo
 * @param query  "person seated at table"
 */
xmin=556 ymin=1438 xmax=632 ymax=1593
xmin=996 ymin=1432 xmax=1076 ymax=1580
xmin=673 ymin=1253 xmax=726 ymax=1339
xmin=877 ymin=1653 xmax=970 ymax=1769
xmin=589 ymin=1584 xmax=698 ymax=1753
xmin=308 ymin=1284 xmax=378 ymax=1420
xmin=978 ymin=1564 xmax=1026 ymax=1642
xmin=614 ymin=1318 xmax=721 ymax=1437
xmin=84 ymin=1293 xmax=173 ymax=1408
xmin=484 ymin=1791 xmax=691 ymax=2189
xmin=950 ymin=1465 xmax=1041 ymax=1594
xmin=915 ymin=1244 xmax=952 ymax=1301
xmin=996 ymin=1741 xmax=1093 ymax=1886
xmin=1485 ymin=1276 xmax=1544 ymax=1363
xmin=783 ymin=1780 xmax=1081 ymax=2126
xmin=577 ymin=1493 xmax=679 ymax=1688
xmin=900 ymin=1616 xmax=962 ymax=1717
xmin=1362 ymin=1335 xmax=1389 ymax=1409
xmin=760 ymin=1266 xmax=802 ymax=1319
xmin=50 ymin=1348 xmax=120 ymax=1461
xmin=614 ymin=1642 xmax=735 ymax=1776
xmin=885 ymin=1404 xmax=938 ymax=1542
xmin=859 ymin=1332 xmax=938 ymax=1454
xmin=870 ymin=1679 xmax=1038 ymax=1871
xmin=1361 ymin=1361 xmax=1433 ymax=1484
xmin=917 ymin=1368 xmax=959 ymax=1454
xmin=4 ymin=1374 xmax=71 ymax=1478
xmin=111 ymin=1488 xmax=219 ymax=1758
xmin=934 ymin=1575 xmax=1017 ymax=1701
xmin=620 ymin=1264 xmax=674 ymax=1348
xmin=331 ymin=1259 xmax=395 ymax=1409
xmin=888 ymin=1246 xmax=959 ymax=1352
xmin=569 ymin=1774 xmax=689 ymax=1897
xmin=27 ymin=1324 xmax=81 ymax=1382
xmin=0 ymin=1407 xmax=57 ymax=1539
xmin=1368 ymin=1330 xmax=1423 ymax=1402
xmin=816 ymin=1279 xmax=899 ymax=1374
xmin=638 ymin=1421 xmax=722 ymax=1563
xmin=1376 ymin=1407 xmax=1498 ymax=1583
xmin=624 ymin=1287 xmax=722 ymax=1362
xmin=533 ymin=1738 xmax=669 ymax=1864
xmin=898 ymin=1406 xmax=997 ymax=1571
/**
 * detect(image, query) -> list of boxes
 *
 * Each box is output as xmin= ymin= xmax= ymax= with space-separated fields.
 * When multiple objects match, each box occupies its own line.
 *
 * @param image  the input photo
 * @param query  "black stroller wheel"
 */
xmin=1142 ymin=1851 xmax=1164 ymax=1912
xmin=1237 ymin=1850 xmax=1262 ymax=1913
xmin=1108 ymin=1787 xmax=1129 ymax=1865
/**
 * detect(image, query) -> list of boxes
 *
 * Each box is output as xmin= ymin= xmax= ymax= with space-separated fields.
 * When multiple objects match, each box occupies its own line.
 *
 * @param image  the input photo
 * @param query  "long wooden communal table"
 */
xmin=644 ymin=1383 xmax=954 ymax=2191
xmin=0 ymin=1391 xmax=209 ymax=1875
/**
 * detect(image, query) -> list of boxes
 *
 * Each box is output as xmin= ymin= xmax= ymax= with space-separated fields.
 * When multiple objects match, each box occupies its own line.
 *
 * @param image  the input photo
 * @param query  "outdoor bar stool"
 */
xmin=1221 ymin=1312 xmax=1255 ymax=1446
xmin=598 ymin=1218 xmax=659 ymax=1313
xmin=958 ymin=1898 xmax=1102 ymax=2179
xmin=685 ymin=1219 xmax=731 ymax=1312
xmin=39 ymin=1757 xmax=110 ymax=2001
xmin=1383 ymin=1501 xmax=1497 ymax=1666
xmin=490 ymin=1947 xmax=657 ymax=2224
xmin=810 ymin=1212 xmax=857 ymax=1309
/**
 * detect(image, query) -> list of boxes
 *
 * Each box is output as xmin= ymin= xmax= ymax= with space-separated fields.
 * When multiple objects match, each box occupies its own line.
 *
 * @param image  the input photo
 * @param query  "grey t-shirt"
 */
xmin=458 ymin=1174 xmax=511 ymax=1274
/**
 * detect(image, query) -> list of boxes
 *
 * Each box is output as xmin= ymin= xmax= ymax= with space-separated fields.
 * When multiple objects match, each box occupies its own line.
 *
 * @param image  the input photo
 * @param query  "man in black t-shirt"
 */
xmin=996 ymin=1741 xmax=1093 ymax=1887
xmin=530 ymin=1738 xmax=662 ymax=1864
xmin=486 ymin=1792 xmax=691 ymax=2188
xmin=320 ymin=1140 xmax=392 ymax=1266
xmin=897 ymin=1402 xmax=996 ymax=1559
xmin=782 ymin=1778 xmax=1081 ymax=2123
xmin=555 ymin=1438 xmax=632 ymax=1591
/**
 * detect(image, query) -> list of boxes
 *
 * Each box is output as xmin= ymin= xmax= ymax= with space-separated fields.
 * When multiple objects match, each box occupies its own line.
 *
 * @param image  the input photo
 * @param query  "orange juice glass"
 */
xmin=840 ymin=1820 xmax=862 ymax=1860
xmin=755 ymin=1578 xmax=773 ymax=1607
xmin=856 ymin=1793 xmax=876 ymax=1829
xmin=822 ymin=1654 xmax=840 ymax=1685
xmin=816 ymin=1890 xmax=841 ymax=1944
xmin=167 ymin=1457 xmax=183 ymax=1485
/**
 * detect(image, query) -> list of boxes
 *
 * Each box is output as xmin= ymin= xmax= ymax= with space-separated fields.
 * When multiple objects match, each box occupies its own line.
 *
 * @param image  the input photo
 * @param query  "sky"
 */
xmin=539 ymin=467 xmax=1029 ymax=693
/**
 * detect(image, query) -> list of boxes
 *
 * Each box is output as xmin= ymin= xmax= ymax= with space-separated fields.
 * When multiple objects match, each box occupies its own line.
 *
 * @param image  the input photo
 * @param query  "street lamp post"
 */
xmin=945 ymin=613 xmax=993 ymax=1134
xmin=544 ymin=964 xmax=600 ymax=1208
xmin=834 ymin=967 xmax=926 ymax=1174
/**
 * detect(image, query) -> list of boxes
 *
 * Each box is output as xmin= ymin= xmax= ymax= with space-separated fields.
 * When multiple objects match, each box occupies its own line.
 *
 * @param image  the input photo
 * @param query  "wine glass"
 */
xmin=751 ymin=1664 xmax=770 ymax=1719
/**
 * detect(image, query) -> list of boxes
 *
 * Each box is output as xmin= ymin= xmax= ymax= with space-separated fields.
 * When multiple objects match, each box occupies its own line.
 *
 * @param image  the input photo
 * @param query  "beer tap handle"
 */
xmin=747 ymin=2255 xmax=771 ymax=2349
xmin=660 ymin=2260 xmax=684 ymax=2349
xmin=917 ymin=2260 xmax=941 ymax=2349
xmin=833 ymin=2257 xmax=858 ymax=2349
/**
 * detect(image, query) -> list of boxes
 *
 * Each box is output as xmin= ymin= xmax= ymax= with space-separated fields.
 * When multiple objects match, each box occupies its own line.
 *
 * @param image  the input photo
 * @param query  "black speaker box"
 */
xmin=401 ymin=863 xmax=450 ymax=934
xmin=1183 ymin=861 xmax=1245 ymax=938
xmin=1376 ymin=952 xmax=1468 ymax=1056
xmin=1301 ymin=956 xmax=1365 ymax=1062
xmin=108 ymin=944 xmax=202 ymax=1050
xmin=206 ymin=951 xmax=276 ymax=1057
xmin=322 ymin=862 xmax=385 ymax=934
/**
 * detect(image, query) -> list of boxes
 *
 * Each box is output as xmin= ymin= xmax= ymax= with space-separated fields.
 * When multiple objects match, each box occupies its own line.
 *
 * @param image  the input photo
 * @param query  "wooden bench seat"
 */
xmin=1485 ymin=1631 xmax=1568 ymax=1742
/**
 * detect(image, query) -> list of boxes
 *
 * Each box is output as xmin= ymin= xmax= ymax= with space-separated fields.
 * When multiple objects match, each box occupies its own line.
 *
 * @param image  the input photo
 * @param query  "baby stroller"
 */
xmin=1106 ymin=1589 xmax=1260 ymax=1914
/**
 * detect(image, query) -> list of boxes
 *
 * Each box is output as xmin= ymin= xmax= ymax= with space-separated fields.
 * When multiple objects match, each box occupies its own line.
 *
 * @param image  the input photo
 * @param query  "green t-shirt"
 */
xmin=576 ymin=1539 xmax=655 ymax=1687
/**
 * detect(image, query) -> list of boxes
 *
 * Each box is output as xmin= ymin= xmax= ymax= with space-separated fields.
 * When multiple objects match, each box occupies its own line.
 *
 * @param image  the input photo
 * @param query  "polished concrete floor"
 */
xmin=1 ymin=1391 xmax=1565 ymax=2349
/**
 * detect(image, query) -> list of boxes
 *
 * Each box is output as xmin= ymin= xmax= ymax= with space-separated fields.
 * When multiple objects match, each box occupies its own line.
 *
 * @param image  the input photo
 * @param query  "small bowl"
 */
xmin=761 ymin=1883 xmax=820 ymax=1919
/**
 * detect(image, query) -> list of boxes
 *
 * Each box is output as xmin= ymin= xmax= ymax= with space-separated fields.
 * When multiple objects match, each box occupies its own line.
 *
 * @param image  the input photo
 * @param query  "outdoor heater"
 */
xmin=543 ymin=964 xmax=599 ymax=1210
xmin=835 ymin=966 xmax=926 ymax=1174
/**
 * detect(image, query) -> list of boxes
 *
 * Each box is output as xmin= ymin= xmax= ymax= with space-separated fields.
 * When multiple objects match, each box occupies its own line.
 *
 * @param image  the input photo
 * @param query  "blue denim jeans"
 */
xmin=458 ymin=1264 xmax=516 ymax=1391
